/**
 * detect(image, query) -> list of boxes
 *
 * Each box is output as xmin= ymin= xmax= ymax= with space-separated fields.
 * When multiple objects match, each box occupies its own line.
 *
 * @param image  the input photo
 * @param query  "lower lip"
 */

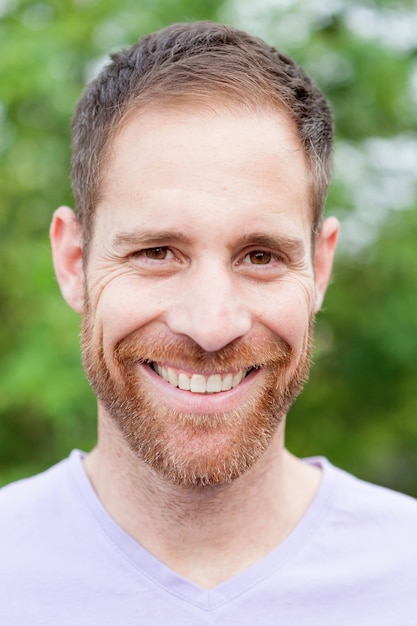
xmin=138 ymin=363 xmax=262 ymax=414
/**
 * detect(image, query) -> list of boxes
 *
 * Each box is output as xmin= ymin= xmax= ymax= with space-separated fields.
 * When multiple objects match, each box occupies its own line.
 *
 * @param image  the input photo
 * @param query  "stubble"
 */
xmin=81 ymin=311 xmax=313 ymax=488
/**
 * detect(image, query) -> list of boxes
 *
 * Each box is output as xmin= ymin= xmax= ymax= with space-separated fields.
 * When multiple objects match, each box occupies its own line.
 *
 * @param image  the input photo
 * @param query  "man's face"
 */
xmin=80 ymin=106 xmax=327 ymax=487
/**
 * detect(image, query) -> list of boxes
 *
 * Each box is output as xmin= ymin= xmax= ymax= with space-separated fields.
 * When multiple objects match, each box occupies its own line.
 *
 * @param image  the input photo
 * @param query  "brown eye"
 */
xmin=144 ymin=247 xmax=170 ymax=260
xmin=248 ymin=250 xmax=272 ymax=265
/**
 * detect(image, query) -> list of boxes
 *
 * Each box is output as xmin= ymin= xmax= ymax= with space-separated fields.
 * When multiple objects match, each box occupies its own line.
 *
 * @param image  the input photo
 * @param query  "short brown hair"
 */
xmin=71 ymin=21 xmax=334 ymax=249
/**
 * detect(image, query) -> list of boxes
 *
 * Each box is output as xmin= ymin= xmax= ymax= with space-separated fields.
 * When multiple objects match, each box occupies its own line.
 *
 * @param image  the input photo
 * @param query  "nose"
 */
xmin=165 ymin=263 xmax=252 ymax=353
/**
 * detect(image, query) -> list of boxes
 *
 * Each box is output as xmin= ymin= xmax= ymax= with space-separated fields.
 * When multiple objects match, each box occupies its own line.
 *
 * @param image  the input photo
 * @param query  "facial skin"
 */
xmin=51 ymin=105 xmax=338 ymax=488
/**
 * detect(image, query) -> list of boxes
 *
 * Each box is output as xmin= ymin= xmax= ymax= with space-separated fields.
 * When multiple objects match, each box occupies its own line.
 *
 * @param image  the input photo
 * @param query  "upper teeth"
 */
xmin=154 ymin=364 xmax=246 ymax=394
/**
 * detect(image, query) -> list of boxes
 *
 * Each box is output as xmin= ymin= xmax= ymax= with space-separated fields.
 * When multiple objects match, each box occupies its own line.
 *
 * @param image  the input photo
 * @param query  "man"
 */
xmin=1 ymin=21 xmax=416 ymax=624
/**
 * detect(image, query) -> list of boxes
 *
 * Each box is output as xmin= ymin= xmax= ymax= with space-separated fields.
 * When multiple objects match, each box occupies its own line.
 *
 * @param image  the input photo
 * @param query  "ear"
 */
xmin=313 ymin=217 xmax=339 ymax=313
xmin=50 ymin=206 xmax=84 ymax=313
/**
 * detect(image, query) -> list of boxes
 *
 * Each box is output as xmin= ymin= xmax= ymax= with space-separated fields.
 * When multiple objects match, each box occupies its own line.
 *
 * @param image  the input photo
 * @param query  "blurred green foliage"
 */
xmin=1 ymin=0 xmax=416 ymax=494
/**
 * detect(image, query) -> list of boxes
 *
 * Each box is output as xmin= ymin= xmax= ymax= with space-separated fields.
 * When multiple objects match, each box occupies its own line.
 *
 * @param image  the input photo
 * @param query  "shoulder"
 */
xmin=316 ymin=458 xmax=417 ymax=565
xmin=326 ymin=459 xmax=417 ymax=518
xmin=0 ymin=452 xmax=80 ymax=533
xmin=296 ymin=457 xmax=417 ymax=613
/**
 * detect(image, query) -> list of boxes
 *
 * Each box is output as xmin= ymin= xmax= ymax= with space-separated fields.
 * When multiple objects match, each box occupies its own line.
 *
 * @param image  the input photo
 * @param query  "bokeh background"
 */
xmin=1 ymin=0 xmax=417 ymax=494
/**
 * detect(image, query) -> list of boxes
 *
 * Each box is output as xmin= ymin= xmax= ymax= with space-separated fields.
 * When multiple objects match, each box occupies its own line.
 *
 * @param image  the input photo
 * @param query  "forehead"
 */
xmin=108 ymin=103 xmax=306 ymax=177
xmin=97 ymin=105 xmax=312 ymax=243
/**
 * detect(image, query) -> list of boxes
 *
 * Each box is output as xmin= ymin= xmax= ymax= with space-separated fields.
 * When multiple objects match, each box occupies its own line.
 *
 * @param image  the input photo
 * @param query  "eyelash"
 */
xmin=130 ymin=247 xmax=286 ymax=270
xmin=242 ymin=250 xmax=280 ymax=266
xmin=130 ymin=247 xmax=175 ymax=261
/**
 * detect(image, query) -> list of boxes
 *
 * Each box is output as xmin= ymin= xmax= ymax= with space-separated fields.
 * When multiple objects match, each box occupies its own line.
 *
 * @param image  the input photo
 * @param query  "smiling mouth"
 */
xmin=150 ymin=363 xmax=254 ymax=394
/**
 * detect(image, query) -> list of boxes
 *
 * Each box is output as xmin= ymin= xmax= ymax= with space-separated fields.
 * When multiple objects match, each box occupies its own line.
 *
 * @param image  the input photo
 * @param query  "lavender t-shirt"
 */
xmin=1 ymin=450 xmax=416 ymax=624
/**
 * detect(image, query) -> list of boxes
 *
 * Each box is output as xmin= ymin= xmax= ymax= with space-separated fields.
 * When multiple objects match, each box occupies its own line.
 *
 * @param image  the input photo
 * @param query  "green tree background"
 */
xmin=1 ymin=0 xmax=416 ymax=494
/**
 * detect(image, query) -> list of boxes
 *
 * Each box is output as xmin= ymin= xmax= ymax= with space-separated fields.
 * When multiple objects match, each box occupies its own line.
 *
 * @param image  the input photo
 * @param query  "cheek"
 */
xmin=89 ymin=277 xmax=169 ymax=350
xmin=254 ymin=281 xmax=314 ymax=353
xmin=87 ymin=272 xmax=315 ymax=360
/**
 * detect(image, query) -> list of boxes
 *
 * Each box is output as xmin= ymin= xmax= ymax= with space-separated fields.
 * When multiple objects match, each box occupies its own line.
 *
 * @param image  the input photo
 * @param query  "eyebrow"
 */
xmin=112 ymin=230 xmax=193 ymax=249
xmin=236 ymin=233 xmax=307 ymax=259
xmin=112 ymin=230 xmax=306 ymax=258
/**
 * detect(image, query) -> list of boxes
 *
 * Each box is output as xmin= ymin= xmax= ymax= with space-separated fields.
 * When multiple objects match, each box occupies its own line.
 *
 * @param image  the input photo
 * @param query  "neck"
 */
xmin=84 ymin=416 xmax=321 ymax=588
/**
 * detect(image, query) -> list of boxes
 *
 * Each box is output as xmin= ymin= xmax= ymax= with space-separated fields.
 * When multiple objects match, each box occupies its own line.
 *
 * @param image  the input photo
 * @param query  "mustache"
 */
xmin=114 ymin=329 xmax=293 ymax=373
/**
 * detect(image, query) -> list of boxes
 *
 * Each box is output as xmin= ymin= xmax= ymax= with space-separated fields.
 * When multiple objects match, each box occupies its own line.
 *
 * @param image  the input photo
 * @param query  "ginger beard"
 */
xmin=82 ymin=309 xmax=314 ymax=488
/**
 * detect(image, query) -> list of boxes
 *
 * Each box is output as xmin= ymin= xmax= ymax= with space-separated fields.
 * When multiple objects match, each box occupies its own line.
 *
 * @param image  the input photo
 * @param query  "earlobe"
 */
xmin=313 ymin=217 xmax=339 ymax=313
xmin=50 ymin=206 xmax=84 ymax=313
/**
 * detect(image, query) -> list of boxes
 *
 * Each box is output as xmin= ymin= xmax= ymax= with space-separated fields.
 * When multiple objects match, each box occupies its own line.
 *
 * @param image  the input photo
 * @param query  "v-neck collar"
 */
xmin=68 ymin=449 xmax=336 ymax=610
